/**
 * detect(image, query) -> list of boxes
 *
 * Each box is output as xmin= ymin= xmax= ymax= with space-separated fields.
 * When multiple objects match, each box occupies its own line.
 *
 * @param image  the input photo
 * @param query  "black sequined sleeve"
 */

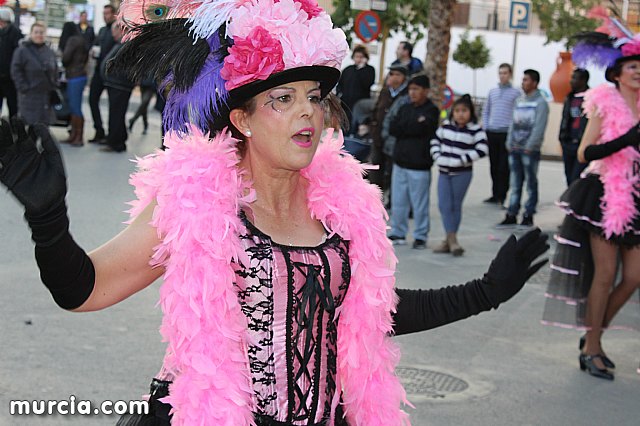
xmin=392 ymin=279 xmax=495 ymax=336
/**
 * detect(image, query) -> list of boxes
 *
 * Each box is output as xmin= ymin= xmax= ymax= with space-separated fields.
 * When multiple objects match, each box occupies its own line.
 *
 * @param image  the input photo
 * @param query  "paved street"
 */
xmin=1 ymin=100 xmax=638 ymax=425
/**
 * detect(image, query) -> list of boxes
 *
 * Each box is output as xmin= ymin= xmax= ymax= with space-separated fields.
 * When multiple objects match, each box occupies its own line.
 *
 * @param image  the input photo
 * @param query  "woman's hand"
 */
xmin=482 ymin=228 xmax=549 ymax=308
xmin=0 ymin=117 xmax=67 ymax=217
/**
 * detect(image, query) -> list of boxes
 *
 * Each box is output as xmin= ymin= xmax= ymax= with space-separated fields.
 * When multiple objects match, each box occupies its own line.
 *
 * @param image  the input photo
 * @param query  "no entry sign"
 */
xmin=354 ymin=11 xmax=381 ymax=43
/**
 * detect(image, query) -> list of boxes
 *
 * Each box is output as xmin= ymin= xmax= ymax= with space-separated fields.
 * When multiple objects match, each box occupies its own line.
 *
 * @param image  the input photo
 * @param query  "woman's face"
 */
xmin=452 ymin=104 xmax=471 ymax=126
xmin=616 ymin=60 xmax=640 ymax=90
xmin=234 ymin=80 xmax=324 ymax=171
xmin=30 ymin=25 xmax=46 ymax=44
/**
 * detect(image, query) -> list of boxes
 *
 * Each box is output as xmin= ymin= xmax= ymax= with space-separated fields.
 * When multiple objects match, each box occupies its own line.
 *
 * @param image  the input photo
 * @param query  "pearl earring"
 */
xmin=245 ymin=130 xmax=252 ymax=137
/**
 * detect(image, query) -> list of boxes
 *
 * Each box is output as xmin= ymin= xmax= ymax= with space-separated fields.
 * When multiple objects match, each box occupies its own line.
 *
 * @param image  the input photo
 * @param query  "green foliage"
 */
xmin=331 ymin=0 xmax=430 ymax=44
xmin=531 ymin=0 xmax=599 ymax=49
xmin=452 ymin=30 xmax=490 ymax=70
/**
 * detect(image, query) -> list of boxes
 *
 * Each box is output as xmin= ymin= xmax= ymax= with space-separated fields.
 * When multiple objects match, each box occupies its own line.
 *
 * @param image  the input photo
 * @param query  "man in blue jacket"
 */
xmin=497 ymin=69 xmax=549 ymax=228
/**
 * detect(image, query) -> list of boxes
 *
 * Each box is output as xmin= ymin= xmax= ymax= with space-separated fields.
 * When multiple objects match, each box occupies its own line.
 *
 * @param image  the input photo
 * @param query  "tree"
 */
xmin=452 ymin=30 xmax=491 ymax=97
xmin=532 ymin=0 xmax=599 ymax=49
xmin=424 ymin=0 xmax=456 ymax=108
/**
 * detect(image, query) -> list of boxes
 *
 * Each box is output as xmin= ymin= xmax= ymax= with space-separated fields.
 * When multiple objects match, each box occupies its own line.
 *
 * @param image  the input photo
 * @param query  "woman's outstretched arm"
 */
xmin=0 ymin=118 xmax=163 ymax=312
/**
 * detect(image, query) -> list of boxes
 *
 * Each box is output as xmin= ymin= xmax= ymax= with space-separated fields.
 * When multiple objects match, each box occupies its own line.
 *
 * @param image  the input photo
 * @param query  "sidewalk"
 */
xmin=0 ymin=109 xmax=638 ymax=425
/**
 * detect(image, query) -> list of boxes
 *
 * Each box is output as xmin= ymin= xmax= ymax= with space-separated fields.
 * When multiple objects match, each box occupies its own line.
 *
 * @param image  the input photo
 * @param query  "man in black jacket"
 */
xmin=559 ymin=68 xmax=589 ymax=186
xmin=0 ymin=7 xmax=23 ymax=117
xmin=88 ymin=4 xmax=116 ymax=143
xmin=387 ymin=74 xmax=440 ymax=250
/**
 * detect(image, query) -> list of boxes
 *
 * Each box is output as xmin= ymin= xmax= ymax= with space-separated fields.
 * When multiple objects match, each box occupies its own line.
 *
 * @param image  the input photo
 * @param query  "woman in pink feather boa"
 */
xmin=0 ymin=1 xmax=550 ymax=425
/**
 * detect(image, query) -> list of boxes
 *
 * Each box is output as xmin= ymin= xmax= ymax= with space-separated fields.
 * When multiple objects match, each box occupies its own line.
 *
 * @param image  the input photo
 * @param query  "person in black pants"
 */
xmin=0 ymin=7 xmax=23 ymax=117
xmin=482 ymin=64 xmax=521 ymax=205
xmin=100 ymin=24 xmax=134 ymax=153
xmin=558 ymin=69 xmax=589 ymax=186
xmin=87 ymin=4 xmax=116 ymax=143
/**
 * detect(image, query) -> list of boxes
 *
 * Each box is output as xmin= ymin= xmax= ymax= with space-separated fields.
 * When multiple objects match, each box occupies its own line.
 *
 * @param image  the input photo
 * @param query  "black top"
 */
xmin=0 ymin=23 xmax=23 ymax=78
xmin=559 ymin=90 xmax=589 ymax=145
xmin=390 ymin=99 xmax=440 ymax=170
xmin=336 ymin=64 xmax=375 ymax=112
xmin=95 ymin=22 xmax=115 ymax=65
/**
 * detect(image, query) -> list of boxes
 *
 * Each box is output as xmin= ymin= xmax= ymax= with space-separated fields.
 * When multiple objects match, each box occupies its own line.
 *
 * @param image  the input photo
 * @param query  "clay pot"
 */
xmin=549 ymin=51 xmax=574 ymax=103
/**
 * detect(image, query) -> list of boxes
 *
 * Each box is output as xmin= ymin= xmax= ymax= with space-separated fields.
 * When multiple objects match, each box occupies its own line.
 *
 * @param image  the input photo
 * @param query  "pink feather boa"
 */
xmin=127 ymin=127 xmax=410 ymax=425
xmin=583 ymin=84 xmax=640 ymax=238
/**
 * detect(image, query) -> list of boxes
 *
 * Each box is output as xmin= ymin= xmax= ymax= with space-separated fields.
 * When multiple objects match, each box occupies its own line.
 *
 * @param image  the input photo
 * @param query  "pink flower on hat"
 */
xmin=293 ymin=0 xmax=323 ymax=18
xmin=621 ymin=35 xmax=640 ymax=57
xmin=221 ymin=26 xmax=285 ymax=90
xmin=229 ymin=0 xmax=308 ymax=39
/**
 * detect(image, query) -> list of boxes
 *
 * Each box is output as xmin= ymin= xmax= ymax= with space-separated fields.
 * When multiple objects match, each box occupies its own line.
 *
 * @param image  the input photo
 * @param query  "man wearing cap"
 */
xmin=370 ymin=64 xmax=408 ymax=191
xmin=387 ymin=74 xmax=440 ymax=250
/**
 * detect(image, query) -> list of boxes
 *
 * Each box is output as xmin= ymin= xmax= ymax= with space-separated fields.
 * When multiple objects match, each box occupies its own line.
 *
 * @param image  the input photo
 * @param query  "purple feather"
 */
xmin=162 ymin=52 xmax=229 ymax=133
xmin=572 ymin=42 xmax=622 ymax=68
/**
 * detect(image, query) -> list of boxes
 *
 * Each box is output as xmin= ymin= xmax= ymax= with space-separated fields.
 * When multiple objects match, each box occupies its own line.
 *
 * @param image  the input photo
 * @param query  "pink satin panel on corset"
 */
xmin=232 ymin=214 xmax=350 ymax=424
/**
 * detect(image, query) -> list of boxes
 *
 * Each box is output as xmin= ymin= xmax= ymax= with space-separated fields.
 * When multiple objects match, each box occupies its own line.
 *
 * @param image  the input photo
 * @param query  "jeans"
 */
xmin=437 ymin=171 xmax=472 ymax=233
xmin=390 ymin=165 xmax=431 ymax=241
xmin=507 ymin=150 xmax=540 ymax=217
xmin=66 ymin=76 xmax=87 ymax=117
xmin=561 ymin=142 xmax=587 ymax=186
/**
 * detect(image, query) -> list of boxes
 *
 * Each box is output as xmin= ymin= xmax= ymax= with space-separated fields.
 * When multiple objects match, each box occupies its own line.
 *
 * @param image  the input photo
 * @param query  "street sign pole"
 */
xmin=512 ymin=32 xmax=518 ymax=72
xmin=509 ymin=0 xmax=531 ymax=74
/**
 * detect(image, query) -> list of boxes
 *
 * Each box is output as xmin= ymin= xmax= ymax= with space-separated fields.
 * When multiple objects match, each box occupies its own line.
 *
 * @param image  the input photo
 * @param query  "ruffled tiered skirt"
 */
xmin=542 ymin=174 xmax=640 ymax=330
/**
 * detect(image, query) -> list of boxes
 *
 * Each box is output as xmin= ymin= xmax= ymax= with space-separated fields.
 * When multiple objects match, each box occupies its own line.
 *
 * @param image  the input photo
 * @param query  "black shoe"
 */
xmin=88 ymin=131 xmax=106 ymax=143
xmin=579 ymin=335 xmax=616 ymax=369
xmin=100 ymin=145 xmax=126 ymax=153
xmin=519 ymin=214 xmax=534 ymax=228
xmin=412 ymin=239 xmax=426 ymax=250
xmin=128 ymin=118 xmax=134 ymax=132
xmin=579 ymin=354 xmax=614 ymax=380
xmin=496 ymin=214 xmax=517 ymax=228
xmin=483 ymin=196 xmax=499 ymax=204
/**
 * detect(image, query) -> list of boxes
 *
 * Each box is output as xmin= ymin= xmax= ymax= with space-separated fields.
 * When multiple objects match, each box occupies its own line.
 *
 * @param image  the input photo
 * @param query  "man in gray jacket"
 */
xmin=497 ymin=69 xmax=549 ymax=228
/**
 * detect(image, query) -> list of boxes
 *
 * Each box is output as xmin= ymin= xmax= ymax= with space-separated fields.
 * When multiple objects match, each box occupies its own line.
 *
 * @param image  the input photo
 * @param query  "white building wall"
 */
xmin=345 ymin=26 xmax=607 ymax=101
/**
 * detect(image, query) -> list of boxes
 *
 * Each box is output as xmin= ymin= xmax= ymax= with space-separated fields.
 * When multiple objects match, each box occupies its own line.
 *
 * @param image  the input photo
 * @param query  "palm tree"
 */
xmin=424 ymin=0 xmax=456 ymax=108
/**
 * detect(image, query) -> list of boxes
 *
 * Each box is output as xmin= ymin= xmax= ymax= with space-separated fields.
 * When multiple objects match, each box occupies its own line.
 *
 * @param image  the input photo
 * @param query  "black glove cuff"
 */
xmin=24 ymin=199 xmax=70 ymax=247
xmin=34 ymin=231 xmax=95 ymax=310
xmin=480 ymin=274 xmax=501 ymax=309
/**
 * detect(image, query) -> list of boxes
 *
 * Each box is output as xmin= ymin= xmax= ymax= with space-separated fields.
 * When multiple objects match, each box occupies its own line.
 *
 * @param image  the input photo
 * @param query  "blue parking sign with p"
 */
xmin=509 ymin=0 xmax=531 ymax=31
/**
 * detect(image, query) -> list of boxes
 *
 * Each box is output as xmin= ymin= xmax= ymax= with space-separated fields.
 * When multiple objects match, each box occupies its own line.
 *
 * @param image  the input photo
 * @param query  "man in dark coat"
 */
xmin=559 ymin=68 xmax=589 ymax=186
xmin=336 ymin=45 xmax=375 ymax=132
xmin=368 ymin=64 xmax=408 ymax=190
xmin=88 ymin=4 xmax=116 ymax=143
xmin=76 ymin=11 xmax=95 ymax=50
xmin=10 ymin=23 xmax=58 ymax=125
xmin=0 ymin=7 xmax=23 ymax=117
xmin=387 ymin=74 xmax=439 ymax=250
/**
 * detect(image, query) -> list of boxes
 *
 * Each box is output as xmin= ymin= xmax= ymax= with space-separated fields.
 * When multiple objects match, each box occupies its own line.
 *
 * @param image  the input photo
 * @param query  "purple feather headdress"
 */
xmin=571 ymin=11 xmax=640 ymax=70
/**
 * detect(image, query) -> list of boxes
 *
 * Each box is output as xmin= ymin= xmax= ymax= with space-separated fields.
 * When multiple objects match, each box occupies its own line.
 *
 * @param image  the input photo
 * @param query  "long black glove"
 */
xmin=583 ymin=122 xmax=640 ymax=162
xmin=0 ymin=117 xmax=94 ymax=309
xmin=393 ymin=228 xmax=549 ymax=335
